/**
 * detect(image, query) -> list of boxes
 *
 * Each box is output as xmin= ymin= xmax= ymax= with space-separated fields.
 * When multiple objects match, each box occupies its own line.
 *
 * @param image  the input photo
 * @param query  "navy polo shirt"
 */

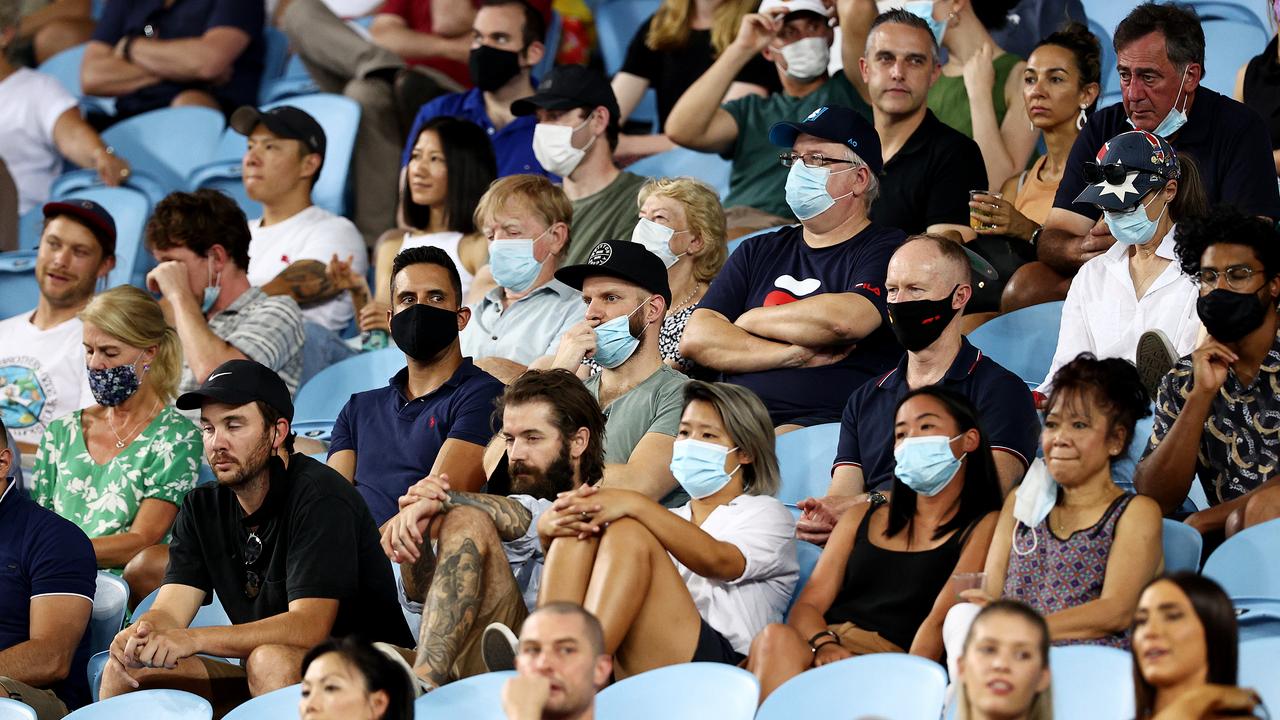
xmin=0 ymin=481 xmax=96 ymax=709
xmin=328 ymin=358 xmax=505 ymax=525
xmin=402 ymin=88 xmax=552 ymax=178
xmin=833 ymin=337 xmax=1039 ymax=491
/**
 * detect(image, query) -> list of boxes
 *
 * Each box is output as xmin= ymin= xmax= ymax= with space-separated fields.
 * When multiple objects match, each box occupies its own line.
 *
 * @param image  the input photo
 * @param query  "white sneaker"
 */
xmin=481 ymin=622 xmax=518 ymax=672
xmin=373 ymin=641 xmax=435 ymax=697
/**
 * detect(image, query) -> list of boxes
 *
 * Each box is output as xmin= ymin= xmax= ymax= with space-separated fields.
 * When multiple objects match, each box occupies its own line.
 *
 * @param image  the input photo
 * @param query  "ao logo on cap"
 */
xmin=588 ymin=243 xmax=613 ymax=265
xmin=805 ymin=107 xmax=828 ymax=123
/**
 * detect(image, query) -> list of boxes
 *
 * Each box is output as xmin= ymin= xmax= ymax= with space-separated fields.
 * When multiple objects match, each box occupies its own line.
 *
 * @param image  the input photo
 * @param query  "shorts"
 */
xmin=690 ymin=618 xmax=745 ymax=666
xmin=0 ymin=677 xmax=68 ymax=720
xmin=194 ymin=656 xmax=251 ymax=716
xmin=827 ymin=621 xmax=904 ymax=655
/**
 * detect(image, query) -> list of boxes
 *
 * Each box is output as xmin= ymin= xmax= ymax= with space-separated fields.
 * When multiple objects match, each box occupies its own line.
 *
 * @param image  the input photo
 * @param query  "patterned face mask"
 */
xmin=87 ymin=353 xmax=147 ymax=407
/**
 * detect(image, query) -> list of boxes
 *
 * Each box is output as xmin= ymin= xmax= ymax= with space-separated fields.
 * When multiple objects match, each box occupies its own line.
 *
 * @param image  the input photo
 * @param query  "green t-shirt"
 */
xmin=927 ymin=52 xmax=1022 ymax=138
xmin=721 ymin=71 xmax=872 ymax=218
xmin=585 ymin=362 xmax=688 ymax=507
xmin=33 ymin=405 xmax=202 ymax=569
xmin=566 ymin=171 xmax=648 ymax=266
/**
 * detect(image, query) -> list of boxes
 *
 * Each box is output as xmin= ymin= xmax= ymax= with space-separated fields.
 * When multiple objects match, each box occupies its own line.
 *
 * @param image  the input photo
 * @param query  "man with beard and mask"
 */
xmin=99 ymin=360 xmax=413 ymax=714
xmin=328 ymin=245 xmax=505 ymax=526
xmin=380 ymin=369 xmax=607 ymax=690
xmin=666 ymin=0 xmax=871 ymax=230
xmin=793 ymin=236 xmax=1037 ymax=545
xmin=143 ymin=190 xmax=305 ymax=399
xmin=544 ymin=241 xmax=686 ymax=506
xmin=1136 ymin=205 xmax=1280 ymax=543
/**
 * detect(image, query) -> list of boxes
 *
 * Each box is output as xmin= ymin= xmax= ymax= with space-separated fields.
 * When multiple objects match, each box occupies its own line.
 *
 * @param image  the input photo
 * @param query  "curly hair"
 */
xmin=1173 ymin=203 xmax=1280 ymax=280
xmin=1046 ymin=354 xmax=1153 ymax=456
xmin=144 ymin=190 xmax=251 ymax=270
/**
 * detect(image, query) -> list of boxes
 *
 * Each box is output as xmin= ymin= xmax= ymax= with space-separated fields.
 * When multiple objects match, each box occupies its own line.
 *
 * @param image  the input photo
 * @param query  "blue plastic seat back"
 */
xmin=293 ymin=348 xmax=405 ymax=424
xmin=0 ymin=698 xmax=36 ymax=720
xmin=596 ymin=663 xmax=759 ymax=720
xmin=133 ymin=589 xmax=232 ymax=629
xmin=223 ymin=683 xmax=301 ymax=720
xmin=966 ymin=301 xmax=1065 ymax=387
xmin=0 ymin=268 xmax=39 ymax=319
xmin=775 ymin=422 xmax=841 ymax=507
xmin=1088 ymin=19 xmax=1118 ymax=96
xmin=595 ymin=0 xmax=662 ymax=76
xmin=64 ymin=689 xmax=212 ymax=719
xmin=626 ymin=147 xmax=733 ymax=198
xmin=54 ymin=186 xmax=153 ymax=289
xmin=1048 ymin=645 xmax=1135 ymax=720
xmin=1200 ymin=18 xmax=1269 ymax=95
xmin=1204 ymin=518 xmax=1280 ymax=598
xmin=726 ymin=224 xmax=794 ymax=256
xmin=756 ymin=653 xmax=946 ymax=719
xmin=412 ymin=671 xmax=514 ymax=719
xmin=1161 ymin=518 xmax=1203 ymax=573
xmin=17 ymin=206 xmax=42 ymax=252
xmin=1240 ymin=637 xmax=1280 ymax=713
xmin=100 ymin=107 xmax=227 ymax=191
xmin=1188 ymin=0 xmax=1269 ymax=26
xmin=262 ymin=94 xmax=360 ymax=217
xmin=786 ymin=540 xmax=822 ymax=616
xmin=534 ymin=11 xmax=562 ymax=81
xmin=36 ymin=44 xmax=85 ymax=97
xmin=89 ymin=572 xmax=129 ymax=657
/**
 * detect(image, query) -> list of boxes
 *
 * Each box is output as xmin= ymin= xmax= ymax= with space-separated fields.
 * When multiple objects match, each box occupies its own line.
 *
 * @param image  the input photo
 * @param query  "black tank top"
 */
xmin=1243 ymin=35 xmax=1280 ymax=149
xmin=824 ymin=503 xmax=968 ymax=651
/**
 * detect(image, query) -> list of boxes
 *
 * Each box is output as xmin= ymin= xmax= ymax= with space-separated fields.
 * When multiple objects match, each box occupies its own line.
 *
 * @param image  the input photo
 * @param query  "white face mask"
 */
xmin=1011 ymin=458 xmax=1058 ymax=555
xmin=631 ymin=218 xmax=687 ymax=269
xmin=532 ymin=116 xmax=594 ymax=177
xmin=779 ymin=37 xmax=831 ymax=81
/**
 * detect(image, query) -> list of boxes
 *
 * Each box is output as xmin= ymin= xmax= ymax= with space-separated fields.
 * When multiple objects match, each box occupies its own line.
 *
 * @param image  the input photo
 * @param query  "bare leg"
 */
xmin=170 ymin=89 xmax=220 ymax=110
xmin=746 ymin=623 xmax=814 ymax=703
xmin=538 ymin=535 xmax=600 ymax=606
xmin=32 ymin=18 xmax=95 ymax=64
xmin=999 ymin=261 xmax=1072 ymax=313
xmin=123 ymin=544 xmax=170 ymax=609
xmin=1242 ymin=484 xmax=1280 ymax=530
xmin=245 ymin=644 xmax=308 ymax=696
xmin=99 ymin=656 xmax=249 ymax=717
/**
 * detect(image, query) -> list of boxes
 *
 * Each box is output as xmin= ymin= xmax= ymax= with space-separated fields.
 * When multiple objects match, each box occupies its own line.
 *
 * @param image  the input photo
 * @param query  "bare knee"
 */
xmin=344 ymin=78 xmax=395 ymax=113
xmin=33 ymin=19 xmax=94 ymax=63
xmin=246 ymin=644 xmax=303 ymax=696
xmin=751 ymin=623 xmax=803 ymax=658
xmin=1241 ymin=487 xmax=1280 ymax=530
xmin=123 ymin=544 xmax=170 ymax=608
xmin=438 ymin=505 xmax=502 ymax=549
xmin=999 ymin=262 xmax=1070 ymax=313
xmin=170 ymin=89 xmax=220 ymax=109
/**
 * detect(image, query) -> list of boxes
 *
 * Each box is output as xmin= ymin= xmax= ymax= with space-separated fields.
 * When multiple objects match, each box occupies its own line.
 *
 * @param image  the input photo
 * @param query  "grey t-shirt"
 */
xmin=585 ymin=362 xmax=688 ymax=506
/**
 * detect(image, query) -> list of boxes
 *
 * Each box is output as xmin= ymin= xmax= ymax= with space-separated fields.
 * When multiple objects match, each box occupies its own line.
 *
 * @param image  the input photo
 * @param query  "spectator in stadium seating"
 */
xmin=502 ymin=603 xmax=611 ymax=720
xmin=80 ymin=0 xmax=264 ymax=125
xmin=953 ymin=600 xmax=1053 ymax=720
xmin=8 ymin=0 xmax=95 ymax=66
xmin=299 ymin=636 xmax=415 ymax=720
xmin=545 ymin=241 xmax=686 ymax=505
xmin=0 ymin=416 xmax=97 ymax=720
xmin=144 ymin=190 xmax=305 ymax=396
xmin=680 ymin=105 xmax=905 ymax=428
xmin=611 ymin=0 xmax=778 ymax=160
xmin=512 ymin=65 xmax=645 ymax=266
xmin=0 ymin=200 xmax=113 ymax=449
xmin=1040 ymin=132 xmax=1205 ymax=398
xmin=32 ymin=286 xmax=201 ymax=601
xmin=1132 ymin=573 xmax=1263 ymax=720
xmin=460 ymin=175 xmax=582 ymax=384
xmin=233 ymin=105 xmax=367 ymax=337
xmin=100 ymin=360 xmax=413 ymax=712
xmin=1237 ymin=0 xmax=1280 ymax=176
xmin=1003 ymin=3 xmax=1280 ymax=312
xmin=988 ymin=0 xmax=1085 ymax=60
xmin=328 ymin=246 xmax=504 ymax=525
xmin=945 ymin=355 xmax=1163 ymax=661
xmin=667 ymin=0 xmax=870 ymax=230
xmin=537 ymin=380 xmax=796 ymax=677
xmin=1137 ymin=206 xmax=1280 ymax=538
xmin=381 ymin=370 xmax=605 ymax=688
xmin=0 ymin=3 xmax=131 ymax=215
xmin=796 ymin=236 xmax=1036 ymax=545
xmin=747 ymin=386 xmax=1001 ymax=701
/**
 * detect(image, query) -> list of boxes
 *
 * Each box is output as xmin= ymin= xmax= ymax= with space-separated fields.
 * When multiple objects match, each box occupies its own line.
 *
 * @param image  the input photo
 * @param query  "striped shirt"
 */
xmin=180 ymin=287 xmax=305 ymax=396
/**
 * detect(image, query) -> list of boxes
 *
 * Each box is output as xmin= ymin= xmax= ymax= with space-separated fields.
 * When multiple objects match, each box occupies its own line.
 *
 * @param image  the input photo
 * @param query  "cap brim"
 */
xmin=511 ymin=94 xmax=583 ymax=117
xmin=768 ymin=121 xmax=804 ymax=149
xmin=962 ymin=246 xmax=999 ymax=282
xmin=553 ymin=265 xmax=672 ymax=306
xmin=175 ymin=385 xmax=261 ymax=411
xmin=229 ymin=106 xmax=264 ymax=137
xmin=1073 ymin=173 xmax=1164 ymax=211
xmin=42 ymin=201 xmax=116 ymax=249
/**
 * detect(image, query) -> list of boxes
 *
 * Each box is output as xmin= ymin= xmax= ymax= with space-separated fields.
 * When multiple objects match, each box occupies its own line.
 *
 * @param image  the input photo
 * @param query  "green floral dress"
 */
xmin=32 ymin=405 xmax=203 ymax=569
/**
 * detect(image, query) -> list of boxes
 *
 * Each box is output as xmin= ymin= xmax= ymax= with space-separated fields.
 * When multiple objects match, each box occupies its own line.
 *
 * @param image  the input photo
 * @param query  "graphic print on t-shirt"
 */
xmin=764 ymin=274 xmax=822 ymax=306
xmin=0 ymin=360 xmax=55 ymax=431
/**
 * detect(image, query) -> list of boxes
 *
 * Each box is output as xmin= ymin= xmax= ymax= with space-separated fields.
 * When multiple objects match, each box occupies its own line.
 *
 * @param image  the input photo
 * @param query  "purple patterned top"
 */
xmin=1004 ymin=494 xmax=1134 ymax=649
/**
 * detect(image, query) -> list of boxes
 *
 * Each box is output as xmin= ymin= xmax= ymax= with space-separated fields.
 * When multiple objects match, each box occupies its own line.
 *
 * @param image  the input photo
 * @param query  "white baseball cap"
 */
xmin=758 ymin=0 xmax=833 ymax=19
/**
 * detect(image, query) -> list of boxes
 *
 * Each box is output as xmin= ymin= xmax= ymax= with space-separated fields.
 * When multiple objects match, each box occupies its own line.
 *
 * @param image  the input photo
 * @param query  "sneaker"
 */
xmin=482 ymin=622 xmax=518 ymax=672
xmin=373 ymin=641 xmax=434 ymax=697
xmin=1136 ymin=329 xmax=1177 ymax=401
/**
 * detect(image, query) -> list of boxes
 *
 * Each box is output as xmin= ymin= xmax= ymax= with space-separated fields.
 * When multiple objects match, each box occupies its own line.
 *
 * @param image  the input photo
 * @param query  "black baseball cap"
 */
xmin=769 ymin=105 xmax=883 ymax=176
xmin=230 ymin=105 xmax=327 ymax=161
xmin=555 ymin=240 xmax=672 ymax=307
xmin=43 ymin=199 xmax=117 ymax=258
xmin=176 ymin=359 xmax=295 ymax=422
xmin=511 ymin=65 xmax=621 ymax=127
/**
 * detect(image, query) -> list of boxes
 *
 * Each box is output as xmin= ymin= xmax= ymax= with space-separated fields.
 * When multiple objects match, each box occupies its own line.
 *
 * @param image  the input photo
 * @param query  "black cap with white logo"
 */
xmin=176 ymin=359 xmax=294 ymax=422
xmin=555 ymin=240 xmax=672 ymax=307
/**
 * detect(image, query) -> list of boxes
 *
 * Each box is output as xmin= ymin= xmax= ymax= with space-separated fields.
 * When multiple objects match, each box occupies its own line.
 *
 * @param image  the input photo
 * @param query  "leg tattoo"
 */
xmin=415 ymin=537 xmax=483 ymax=686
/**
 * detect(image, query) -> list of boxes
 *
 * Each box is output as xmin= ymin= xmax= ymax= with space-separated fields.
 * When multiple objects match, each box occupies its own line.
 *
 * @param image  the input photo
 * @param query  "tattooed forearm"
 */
xmin=415 ymin=537 xmax=482 ymax=686
xmin=261 ymin=260 xmax=342 ymax=304
xmin=443 ymin=492 xmax=532 ymax=542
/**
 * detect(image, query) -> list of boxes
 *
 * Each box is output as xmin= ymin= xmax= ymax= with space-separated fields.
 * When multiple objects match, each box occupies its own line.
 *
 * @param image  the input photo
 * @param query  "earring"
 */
xmin=1076 ymin=105 xmax=1088 ymax=130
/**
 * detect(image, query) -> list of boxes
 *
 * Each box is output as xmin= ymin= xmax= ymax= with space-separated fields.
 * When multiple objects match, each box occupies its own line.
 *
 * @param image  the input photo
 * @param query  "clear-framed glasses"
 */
xmin=1195 ymin=264 xmax=1261 ymax=291
xmin=779 ymin=152 xmax=856 ymax=169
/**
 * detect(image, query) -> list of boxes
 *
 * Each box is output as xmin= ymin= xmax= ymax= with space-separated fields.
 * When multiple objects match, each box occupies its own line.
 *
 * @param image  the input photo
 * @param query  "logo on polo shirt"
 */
xmin=588 ymin=243 xmax=613 ymax=265
xmin=854 ymin=282 xmax=882 ymax=297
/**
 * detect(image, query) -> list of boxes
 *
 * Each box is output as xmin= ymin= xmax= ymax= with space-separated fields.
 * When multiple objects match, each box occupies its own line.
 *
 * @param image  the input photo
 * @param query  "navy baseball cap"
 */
xmin=177 ymin=359 xmax=295 ymax=422
xmin=230 ymin=105 xmax=327 ymax=160
xmin=1074 ymin=130 xmax=1180 ymax=211
xmin=42 ymin=199 xmax=117 ymax=257
xmin=555 ymin=240 xmax=672 ymax=307
xmin=511 ymin=65 xmax=621 ymax=128
xmin=769 ymin=105 xmax=883 ymax=176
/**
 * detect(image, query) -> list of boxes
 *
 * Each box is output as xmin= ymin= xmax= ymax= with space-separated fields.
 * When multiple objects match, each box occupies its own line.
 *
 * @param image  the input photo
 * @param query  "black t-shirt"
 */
xmin=620 ymin=15 xmax=781 ymax=130
xmin=1243 ymin=35 xmax=1280 ymax=150
xmin=164 ymin=454 xmax=413 ymax=648
xmin=1053 ymin=88 xmax=1280 ymax=222
xmin=870 ymin=110 xmax=988 ymax=234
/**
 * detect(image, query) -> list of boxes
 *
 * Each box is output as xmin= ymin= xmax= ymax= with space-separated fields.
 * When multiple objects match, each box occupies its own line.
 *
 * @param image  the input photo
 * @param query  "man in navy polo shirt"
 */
xmin=0 ymin=418 xmax=98 ymax=719
xmin=328 ymin=245 xmax=505 ymax=526
xmin=681 ymin=105 xmax=906 ymax=427
xmin=796 ymin=236 xmax=1038 ymax=544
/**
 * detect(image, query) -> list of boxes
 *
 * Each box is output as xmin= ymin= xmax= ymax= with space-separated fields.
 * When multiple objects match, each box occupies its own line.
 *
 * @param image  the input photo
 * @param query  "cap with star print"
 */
xmin=1073 ymin=130 xmax=1181 ymax=212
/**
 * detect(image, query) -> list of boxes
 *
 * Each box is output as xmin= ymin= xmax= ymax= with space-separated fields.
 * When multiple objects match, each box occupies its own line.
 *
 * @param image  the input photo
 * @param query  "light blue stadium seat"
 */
xmin=1188 ymin=0 xmax=1268 ymax=26
xmin=186 ymin=129 xmax=263 ymax=218
xmin=293 ymin=347 xmax=404 ymax=424
xmin=0 ymin=699 xmax=36 ymax=720
xmin=17 ymin=207 xmax=42 ymax=252
xmin=967 ymin=301 xmax=1064 ymax=388
xmin=1161 ymin=518 xmax=1203 ymax=573
xmin=786 ymin=540 xmax=822 ymax=616
xmin=48 ymin=186 xmax=153 ymax=289
xmin=1081 ymin=0 xmax=1142 ymax=39
xmin=262 ymin=94 xmax=360 ymax=217
xmin=775 ymin=422 xmax=840 ymax=508
xmin=595 ymin=0 xmax=662 ymax=76
xmin=1112 ymin=410 xmax=1153 ymax=492
xmin=726 ymin=224 xmax=794 ymax=256
xmin=756 ymin=653 xmax=946 ymax=719
xmin=1204 ymin=518 xmax=1280 ymax=598
xmin=627 ymin=147 xmax=733 ymax=199
xmin=98 ymin=107 xmax=227 ymax=192
xmin=1240 ymin=636 xmax=1280 ymax=713
xmin=89 ymin=572 xmax=129 ymax=658
xmin=412 ymin=671 xmax=514 ymax=719
xmin=224 ymin=683 xmax=301 ymax=720
xmin=535 ymin=11 xmax=562 ymax=82
xmin=0 ymin=265 xmax=40 ymax=319
xmin=37 ymin=43 xmax=116 ymax=117
xmin=596 ymin=663 xmax=759 ymax=720
xmin=1049 ymin=645 xmax=1135 ymax=720
xmin=1234 ymin=597 xmax=1280 ymax=642
xmin=1200 ymin=18 xmax=1268 ymax=95
xmin=65 ymin=690 xmax=211 ymax=719
xmin=1088 ymin=19 xmax=1118 ymax=96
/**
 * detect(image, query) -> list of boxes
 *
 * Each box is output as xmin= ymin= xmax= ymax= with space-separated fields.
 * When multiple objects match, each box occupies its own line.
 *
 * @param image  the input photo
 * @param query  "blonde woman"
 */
xmin=955 ymin=600 xmax=1054 ymax=720
xmin=32 ymin=286 xmax=201 ymax=596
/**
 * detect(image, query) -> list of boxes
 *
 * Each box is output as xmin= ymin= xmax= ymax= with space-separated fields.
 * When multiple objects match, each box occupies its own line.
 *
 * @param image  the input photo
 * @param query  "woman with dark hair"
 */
xmin=1133 ymin=573 xmax=1265 ymax=719
xmin=955 ymin=600 xmax=1054 ymax=720
xmin=299 ymin=636 xmax=414 ymax=720
xmin=746 ymin=386 xmax=1002 ymax=702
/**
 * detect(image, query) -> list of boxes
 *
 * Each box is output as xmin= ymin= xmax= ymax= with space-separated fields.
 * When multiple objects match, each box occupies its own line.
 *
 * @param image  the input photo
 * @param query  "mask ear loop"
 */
xmin=1010 ymin=519 xmax=1038 ymax=556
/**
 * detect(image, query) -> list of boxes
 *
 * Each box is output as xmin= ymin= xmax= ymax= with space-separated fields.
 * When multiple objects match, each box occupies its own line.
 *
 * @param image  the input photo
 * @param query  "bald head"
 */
xmin=886 ymin=235 xmax=971 ymax=304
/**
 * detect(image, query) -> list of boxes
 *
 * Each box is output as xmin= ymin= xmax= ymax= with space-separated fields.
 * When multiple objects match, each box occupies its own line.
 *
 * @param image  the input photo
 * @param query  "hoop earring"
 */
xmin=1076 ymin=105 xmax=1088 ymax=130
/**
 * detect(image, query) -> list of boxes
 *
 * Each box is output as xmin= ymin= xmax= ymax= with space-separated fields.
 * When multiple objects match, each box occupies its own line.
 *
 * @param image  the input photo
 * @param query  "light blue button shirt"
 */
xmin=459 ymin=279 xmax=584 ymax=365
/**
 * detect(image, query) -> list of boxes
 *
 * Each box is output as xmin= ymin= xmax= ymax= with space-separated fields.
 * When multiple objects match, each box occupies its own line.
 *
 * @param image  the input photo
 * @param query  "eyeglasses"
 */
xmin=244 ymin=531 xmax=262 ymax=599
xmin=779 ymin=152 xmax=856 ymax=169
xmin=1195 ymin=264 xmax=1262 ymax=290
xmin=1083 ymin=161 xmax=1168 ymax=186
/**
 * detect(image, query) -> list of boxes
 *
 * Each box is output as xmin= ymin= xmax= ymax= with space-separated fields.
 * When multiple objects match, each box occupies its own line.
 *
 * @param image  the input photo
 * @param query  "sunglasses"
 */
xmin=244 ymin=531 xmax=263 ymax=599
xmin=1084 ymin=161 xmax=1169 ymax=186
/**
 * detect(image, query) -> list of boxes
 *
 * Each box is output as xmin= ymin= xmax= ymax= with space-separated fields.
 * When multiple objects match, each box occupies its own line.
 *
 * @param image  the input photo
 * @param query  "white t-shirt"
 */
xmin=0 ymin=68 xmax=78 ymax=215
xmin=399 ymin=231 xmax=474 ymax=299
xmin=247 ymin=205 xmax=368 ymax=332
xmin=670 ymin=494 xmax=799 ymax=655
xmin=0 ymin=312 xmax=93 ymax=445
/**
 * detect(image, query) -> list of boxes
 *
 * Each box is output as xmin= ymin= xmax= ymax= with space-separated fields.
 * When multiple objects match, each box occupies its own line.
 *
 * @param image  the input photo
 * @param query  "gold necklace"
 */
xmin=106 ymin=400 xmax=160 ymax=449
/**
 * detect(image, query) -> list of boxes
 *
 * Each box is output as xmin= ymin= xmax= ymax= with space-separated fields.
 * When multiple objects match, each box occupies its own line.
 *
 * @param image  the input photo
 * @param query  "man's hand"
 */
xmin=502 ymin=674 xmax=551 ymax=720
xmin=146 ymin=261 xmax=192 ymax=300
xmin=358 ymin=300 xmax=390 ymax=333
xmin=398 ymin=474 xmax=452 ymax=510
xmin=135 ymin=627 xmax=198 ymax=670
xmin=94 ymin=148 xmax=131 ymax=188
xmin=796 ymin=494 xmax=866 ymax=544
xmin=729 ymin=11 xmax=783 ymax=56
xmin=550 ymin=321 xmax=598 ymax=371
xmin=381 ymin=499 xmax=441 ymax=563
xmin=1189 ymin=339 xmax=1236 ymax=402
xmin=813 ymin=642 xmax=852 ymax=667
xmin=109 ymin=621 xmax=150 ymax=671
xmin=1079 ymin=217 xmax=1116 ymax=258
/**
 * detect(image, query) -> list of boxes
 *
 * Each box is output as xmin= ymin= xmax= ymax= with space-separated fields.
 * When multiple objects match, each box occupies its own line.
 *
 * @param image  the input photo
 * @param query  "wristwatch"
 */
xmin=1029 ymin=225 xmax=1044 ymax=246
xmin=867 ymin=491 xmax=887 ymax=507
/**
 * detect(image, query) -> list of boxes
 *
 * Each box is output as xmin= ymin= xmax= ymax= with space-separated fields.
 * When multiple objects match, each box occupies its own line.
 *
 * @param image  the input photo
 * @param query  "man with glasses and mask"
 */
xmin=99 ymin=360 xmax=412 ymax=714
xmin=328 ymin=246 xmax=505 ymax=526
xmin=1136 ymin=205 xmax=1280 ymax=544
xmin=682 ymin=105 xmax=904 ymax=429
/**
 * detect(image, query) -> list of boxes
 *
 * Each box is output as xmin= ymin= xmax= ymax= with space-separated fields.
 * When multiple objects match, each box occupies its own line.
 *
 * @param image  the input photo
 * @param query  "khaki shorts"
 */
xmin=0 ymin=677 xmax=68 ymax=720
xmin=195 ymin=656 xmax=250 ymax=716
xmin=828 ymin=622 xmax=905 ymax=656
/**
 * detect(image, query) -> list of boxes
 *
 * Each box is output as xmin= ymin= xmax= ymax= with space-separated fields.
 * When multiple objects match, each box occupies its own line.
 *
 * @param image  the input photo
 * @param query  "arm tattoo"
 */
xmin=443 ymin=492 xmax=532 ymax=542
xmin=260 ymin=260 xmax=341 ymax=304
xmin=414 ymin=537 xmax=482 ymax=686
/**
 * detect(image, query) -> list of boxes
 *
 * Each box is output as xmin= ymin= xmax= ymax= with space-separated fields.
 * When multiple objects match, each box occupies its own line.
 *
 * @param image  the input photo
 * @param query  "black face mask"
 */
xmin=1197 ymin=288 xmax=1270 ymax=344
xmin=886 ymin=286 xmax=960 ymax=352
xmin=390 ymin=303 xmax=460 ymax=362
xmin=469 ymin=45 xmax=522 ymax=92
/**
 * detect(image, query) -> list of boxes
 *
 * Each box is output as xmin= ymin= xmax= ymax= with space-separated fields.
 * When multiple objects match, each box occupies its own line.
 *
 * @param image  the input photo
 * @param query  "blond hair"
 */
xmin=646 ymin=0 xmax=758 ymax=56
xmin=637 ymin=177 xmax=727 ymax=284
xmin=473 ymin=174 xmax=573 ymax=233
xmin=79 ymin=286 xmax=183 ymax=402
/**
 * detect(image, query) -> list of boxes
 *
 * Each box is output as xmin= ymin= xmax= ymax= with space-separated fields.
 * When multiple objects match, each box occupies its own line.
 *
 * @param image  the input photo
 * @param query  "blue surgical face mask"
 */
xmin=784 ymin=162 xmax=854 ymax=221
xmin=893 ymin=434 xmax=964 ymax=497
xmin=489 ymin=233 xmax=546 ymax=293
xmin=1128 ymin=66 xmax=1190 ymax=138
xmin=903 ymin=0 xmax=947 ymax=46
xmin=593 ymin=300 xmax=649 ymax=369
xmin=202 ymin=258 xmax=221 ymax=314
xmin=87 ymin=352 xmax=146 ymax=407
xmin=1103 ymin=189 xmax=1167 ymax=246
xmin=670 ymin=438 xmax=741 ymax=499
